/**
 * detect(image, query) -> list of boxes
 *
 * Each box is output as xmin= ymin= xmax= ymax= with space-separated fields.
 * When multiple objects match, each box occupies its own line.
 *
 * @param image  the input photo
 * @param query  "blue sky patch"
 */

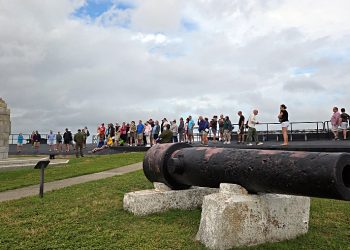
xmin=292 ymin=67 xmax=317 ymax=76
xmin=181 ymin=18 xmax=198 ymax=32
xmin=74 ymin=0 xmax=134 ymax=19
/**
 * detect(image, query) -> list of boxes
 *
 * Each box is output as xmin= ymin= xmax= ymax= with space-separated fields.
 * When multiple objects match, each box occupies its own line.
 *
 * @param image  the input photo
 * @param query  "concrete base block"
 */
xmin=196 ymin=183 xmax=310 ymax=250
xmin=123 ymin=182 xmax=218 ymax=216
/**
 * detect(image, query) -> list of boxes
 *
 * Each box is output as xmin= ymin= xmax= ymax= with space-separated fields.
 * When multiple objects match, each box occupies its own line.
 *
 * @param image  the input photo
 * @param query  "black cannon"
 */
xmin=143 ymin=143 xmax=350 ymax=200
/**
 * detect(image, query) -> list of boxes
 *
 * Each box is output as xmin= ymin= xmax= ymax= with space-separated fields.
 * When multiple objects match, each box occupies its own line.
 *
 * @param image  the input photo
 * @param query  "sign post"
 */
xmin=34 ymin=160 xmax=50 ymax=198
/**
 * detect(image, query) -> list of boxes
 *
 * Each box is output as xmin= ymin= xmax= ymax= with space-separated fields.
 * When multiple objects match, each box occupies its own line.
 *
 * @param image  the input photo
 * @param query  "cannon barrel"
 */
xmin=143 ymin=143 xmax=350 ymax=200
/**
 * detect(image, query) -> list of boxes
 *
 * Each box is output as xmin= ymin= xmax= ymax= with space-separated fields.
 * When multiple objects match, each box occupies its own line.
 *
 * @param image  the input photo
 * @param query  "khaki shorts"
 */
xmin=137 ymin=133 xmax=143 ymax=140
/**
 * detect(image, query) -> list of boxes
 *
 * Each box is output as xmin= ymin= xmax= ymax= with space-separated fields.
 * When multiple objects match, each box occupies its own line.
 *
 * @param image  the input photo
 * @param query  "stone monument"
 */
xmin=0 ymin=98 xmax=11 ymax=160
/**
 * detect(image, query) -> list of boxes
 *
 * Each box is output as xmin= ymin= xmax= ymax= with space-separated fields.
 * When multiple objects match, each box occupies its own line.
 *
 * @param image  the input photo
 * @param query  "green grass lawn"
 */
xmin=0 ymin=153 xmax=144 ymax=192
xmin=0 ymin=169 xmax=350 ymax=250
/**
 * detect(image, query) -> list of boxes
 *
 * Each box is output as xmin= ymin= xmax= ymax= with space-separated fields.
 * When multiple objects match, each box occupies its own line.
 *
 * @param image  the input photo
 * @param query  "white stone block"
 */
xmin=123 ymin=185 xmax=219 ymax=216
xmin=196 ymin=183 xmax=310 ymax=250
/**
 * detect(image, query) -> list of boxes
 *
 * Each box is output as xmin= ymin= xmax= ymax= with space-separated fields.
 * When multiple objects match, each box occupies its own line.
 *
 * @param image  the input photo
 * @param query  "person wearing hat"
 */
xmin=74 ymin=129 xmax=84 ymax=157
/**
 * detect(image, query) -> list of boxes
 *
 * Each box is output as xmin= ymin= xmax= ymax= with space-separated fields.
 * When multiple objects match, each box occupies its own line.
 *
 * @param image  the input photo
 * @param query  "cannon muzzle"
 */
xmin=143 ymin=143 xmax=350 ymax=200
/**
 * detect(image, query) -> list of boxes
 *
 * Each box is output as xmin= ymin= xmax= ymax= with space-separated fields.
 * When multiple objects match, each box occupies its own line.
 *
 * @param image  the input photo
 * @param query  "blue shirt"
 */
xmin=137 ymin=124 xmax=144 ymax=134
xmin=198 ymin=120 xmax=207 ymax=132
xmin=48 ymin=133 xmax=55 ymax=141
xmin=188 ymin=119 xmax=195 ymax=130
xmin=17 ymin=135 xmax=24 ymax=144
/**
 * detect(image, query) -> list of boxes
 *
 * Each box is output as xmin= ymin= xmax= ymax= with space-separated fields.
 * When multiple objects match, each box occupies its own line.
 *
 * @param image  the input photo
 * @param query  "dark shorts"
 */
xmin=211 ymin=129 xmax=217 ymax=134
xmin=153 ymin=134 xmax=159 ymax=140
xmin=64 ymin=140 xmax=70 ymax=144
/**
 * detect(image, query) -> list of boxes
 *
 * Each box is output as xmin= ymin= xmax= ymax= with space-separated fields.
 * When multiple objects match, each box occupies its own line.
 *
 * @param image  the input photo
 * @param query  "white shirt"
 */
xmin=248 ymin=114 xmax=258 ymax=128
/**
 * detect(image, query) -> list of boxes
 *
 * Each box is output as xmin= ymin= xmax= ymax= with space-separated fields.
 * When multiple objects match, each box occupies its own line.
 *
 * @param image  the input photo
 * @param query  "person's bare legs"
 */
xmin=282 ymin=127 xmax=288 ymax=145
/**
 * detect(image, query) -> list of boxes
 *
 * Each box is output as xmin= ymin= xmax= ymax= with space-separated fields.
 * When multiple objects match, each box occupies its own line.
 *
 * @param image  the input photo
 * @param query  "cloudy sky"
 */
xmin=1 ymin=0 xmax=350 ymax=134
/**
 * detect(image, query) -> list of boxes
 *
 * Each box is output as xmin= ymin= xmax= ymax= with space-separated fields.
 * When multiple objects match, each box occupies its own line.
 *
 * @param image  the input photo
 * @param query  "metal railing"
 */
xmin=8 ymin=120 xmax=346 ymax=144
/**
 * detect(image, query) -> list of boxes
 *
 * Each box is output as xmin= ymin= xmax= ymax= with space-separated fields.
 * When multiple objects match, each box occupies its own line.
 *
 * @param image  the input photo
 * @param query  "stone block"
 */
xmin=0 ymin=152 xmax=8 ymax=160
xmin=123 ymin=184 xmax=219 ymax=216
xmin=196 ymin=183 xmax=310 ymax=250
xmin=0 ymin=99 xmax=10 ymax=160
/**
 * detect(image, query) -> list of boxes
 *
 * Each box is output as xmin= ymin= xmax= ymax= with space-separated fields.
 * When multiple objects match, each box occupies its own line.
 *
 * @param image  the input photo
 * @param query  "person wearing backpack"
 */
xmin=223 ymin=116 xmax=233 ymax=144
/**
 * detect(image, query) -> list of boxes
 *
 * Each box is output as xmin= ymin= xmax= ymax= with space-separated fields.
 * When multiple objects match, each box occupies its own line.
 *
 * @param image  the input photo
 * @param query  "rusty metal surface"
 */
xmin=143 ymin=143 xmax=350 ymax=200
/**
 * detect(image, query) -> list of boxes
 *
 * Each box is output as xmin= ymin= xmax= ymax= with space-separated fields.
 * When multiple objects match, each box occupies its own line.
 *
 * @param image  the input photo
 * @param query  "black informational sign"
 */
xmin=34 ymin=160 xmax=50 ymax=198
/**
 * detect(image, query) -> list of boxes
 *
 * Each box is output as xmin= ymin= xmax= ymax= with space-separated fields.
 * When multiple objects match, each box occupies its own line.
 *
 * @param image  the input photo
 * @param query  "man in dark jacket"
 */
xmin=74 ymin=129 xmax=84 ymax=157
xmin=63 ymin=128 xmax=73 ymax=152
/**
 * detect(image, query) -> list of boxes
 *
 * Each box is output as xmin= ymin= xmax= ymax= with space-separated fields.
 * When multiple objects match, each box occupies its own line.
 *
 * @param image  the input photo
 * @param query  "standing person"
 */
xmin=178 ymin=117 xmax=185 ymax=142
xmin=17 ymin=133 xmax=24 ymax=153
xmin=144 ymin=122 xmax=152 ymax=147
xmin=109 ymin=123 xmax=115 ymax=143
xmin=129 ymin=121 xmax=137 ymax=146
xmin=115 ymin=123 xmax=120 ymax=145
xmin=237 ymin=111 xmax=245 ymax=144
xmin=161 ymin=118 xmax=169 ymax=133
xmin=188 ymin=116 xmax=195 ymax=144
xmin=278 ymin=104 xmax=289 ymax=146
xmin=223 ymin=116 xmax=233 ymax=144
xmin=210 ymin=116 xmax=218 ymax=143
xmin=74 ymin=129 xmax=84 ymax=158
xmin=161 ymin=118 xmax=167 ymax=133
xmin=198 ymin=116 xmax=206 ymax=145
xmin=151 ymin=120 xmax=160 ymax=146
xmin=218 ymin=114 xmax=225 ymax=142
xmin=203 ymin=117 xmax=210 ymax=146
xmin=136 ymin=120 xmax=144 ymax=146
xmin=63 ymin=128 xmax=72 ymax=152
xmin=246 ymin=109 xmax=263 ymax=146
xmin=148 ymin=118 xmax=155 ymax=128
xmin=97 ymin=123 xmax=106 ymax=143
xmin=340 ymin=108 xmax=350 ymax=140
xmin=83 ymin=126 xmax=90 ymax=148
xmin=330 ymin=107 xmax=341 ymax=140
xmin=170 ymin=119 xmax=179 ymax=143
xmin=47 ymin=130 xmax=55 ymax=152
xmin=56 ymin=131 xmax=63 ymax=152
xmin=184 ymin=118 xmax=189 ymax=143
xmin=33 ymin=131 xmax=41 ymax=152
xmin=30 ymin=131 xmax=35 ymax=148
xmin=119 ymin=122 xmax=127 ymax=144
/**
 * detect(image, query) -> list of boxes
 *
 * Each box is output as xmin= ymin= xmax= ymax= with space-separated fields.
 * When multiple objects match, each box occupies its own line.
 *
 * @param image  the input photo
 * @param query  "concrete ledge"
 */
xmin=123 ymin=183 xmax=218 ymax=216
xmin=196 ymin=183 xmax=310 ymax=250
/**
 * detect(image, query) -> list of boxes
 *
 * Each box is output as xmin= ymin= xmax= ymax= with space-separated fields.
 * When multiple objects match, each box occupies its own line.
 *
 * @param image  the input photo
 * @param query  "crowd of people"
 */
xmin=92 ymin=105 xmax=290 ymax=149
xmin=16 ymin=127 xmax=90 ymax=157
xmin=16 ymin=104 xmax=350 ymax=154
xmin=88 ymin=104 xmax=350 ymax=150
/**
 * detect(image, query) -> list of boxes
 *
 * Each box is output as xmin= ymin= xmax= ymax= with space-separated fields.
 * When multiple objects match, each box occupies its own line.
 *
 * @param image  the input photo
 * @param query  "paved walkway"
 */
xmin=0 ymin=162 xmax=142 ymax=202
